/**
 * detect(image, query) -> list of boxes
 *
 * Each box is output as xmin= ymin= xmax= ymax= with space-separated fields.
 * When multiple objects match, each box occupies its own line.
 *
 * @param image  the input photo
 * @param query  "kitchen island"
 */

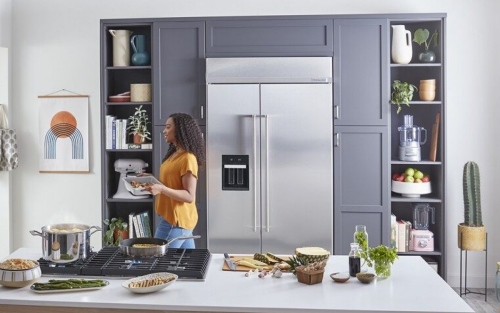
xmin=0 ymin=248 xmax=472 ymax=313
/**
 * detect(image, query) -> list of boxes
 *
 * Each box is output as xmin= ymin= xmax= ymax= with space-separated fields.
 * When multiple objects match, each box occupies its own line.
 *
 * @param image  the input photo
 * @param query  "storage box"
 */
xmin=296 ymin=268 xmax=324 ymax=285
xmin=130 ymin=84 xmax=152 ymax=102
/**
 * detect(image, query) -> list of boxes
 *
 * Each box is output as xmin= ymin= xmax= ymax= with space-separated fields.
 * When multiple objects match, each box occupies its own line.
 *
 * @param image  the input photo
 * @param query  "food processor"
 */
xmin=112 ymin=159 xmax=149 ymax=199
xmin=398 ymin=115 xmax=427 ymax=162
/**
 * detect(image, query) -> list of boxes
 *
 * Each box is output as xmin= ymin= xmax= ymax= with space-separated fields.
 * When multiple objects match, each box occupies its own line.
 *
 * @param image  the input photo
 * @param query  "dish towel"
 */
xmin=0 ymin=104 xmax=19 ymax=171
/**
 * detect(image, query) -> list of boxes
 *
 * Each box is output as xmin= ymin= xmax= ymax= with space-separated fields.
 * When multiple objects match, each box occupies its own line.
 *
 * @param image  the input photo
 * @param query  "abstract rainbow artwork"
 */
xmin=38 ymin=95 xmax=89 ymax=173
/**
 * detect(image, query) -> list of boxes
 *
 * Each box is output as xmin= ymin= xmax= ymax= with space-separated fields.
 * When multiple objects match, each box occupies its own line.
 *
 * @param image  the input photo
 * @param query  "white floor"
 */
xmin=454 ymin=288 xmax=500 ymax=313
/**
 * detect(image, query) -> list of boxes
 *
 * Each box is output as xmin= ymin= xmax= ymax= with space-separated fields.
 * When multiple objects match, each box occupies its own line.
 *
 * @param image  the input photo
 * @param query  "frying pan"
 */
xmin=119 ymin=235 xmax=201 ymax=258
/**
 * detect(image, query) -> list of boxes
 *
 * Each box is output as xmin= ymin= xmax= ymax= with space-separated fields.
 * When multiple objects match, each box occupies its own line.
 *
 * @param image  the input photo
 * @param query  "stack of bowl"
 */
xmin=419 ymin=79 xmax=436 ymax=101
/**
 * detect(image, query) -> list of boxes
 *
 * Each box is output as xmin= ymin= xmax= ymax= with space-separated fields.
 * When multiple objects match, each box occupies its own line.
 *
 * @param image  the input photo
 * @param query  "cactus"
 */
xmin=463 ymin=161 xmax=483 ymax=227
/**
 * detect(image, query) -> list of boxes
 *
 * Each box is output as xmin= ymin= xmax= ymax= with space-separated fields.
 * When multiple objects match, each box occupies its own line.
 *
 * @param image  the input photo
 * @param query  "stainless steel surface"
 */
xmin=223 ymin=253 xmax=237 ymax=271
xmin=265 ymin=115 xmax=270 ymax=233
xmin=252 ymin=115 xmax=258 ymax=233
xmin=119 ymin=235 xmax=201 ymax=258
xmin=206 ymin=57 xmax=332 ymax=84
xmin=30 ymin=224 xmax=101 ymax=264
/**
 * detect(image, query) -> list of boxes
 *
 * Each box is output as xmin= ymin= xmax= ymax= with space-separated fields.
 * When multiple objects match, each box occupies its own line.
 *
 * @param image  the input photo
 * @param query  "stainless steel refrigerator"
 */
xmin=206 ymin=57 xmax=333 ymax=254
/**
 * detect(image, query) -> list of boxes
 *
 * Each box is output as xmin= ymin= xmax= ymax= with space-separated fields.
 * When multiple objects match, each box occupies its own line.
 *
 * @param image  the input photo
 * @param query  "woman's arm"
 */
xmin=148 ymin=172 xmax=197 ymax=203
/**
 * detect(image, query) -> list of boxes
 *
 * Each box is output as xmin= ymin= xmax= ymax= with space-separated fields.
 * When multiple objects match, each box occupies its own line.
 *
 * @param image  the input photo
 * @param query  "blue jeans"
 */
xmin=154 ymin=217 xmax=195 ymax=249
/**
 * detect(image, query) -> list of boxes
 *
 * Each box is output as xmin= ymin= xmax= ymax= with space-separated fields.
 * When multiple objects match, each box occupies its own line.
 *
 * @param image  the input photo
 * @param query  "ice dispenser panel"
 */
xmin=222 ymin=155 xmax=249 ymax=191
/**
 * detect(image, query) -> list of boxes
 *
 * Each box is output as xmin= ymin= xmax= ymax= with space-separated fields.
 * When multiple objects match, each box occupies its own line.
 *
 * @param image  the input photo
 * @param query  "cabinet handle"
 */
xmin=252 ymin=115 xmax=258 ymax=232
xmin=335 ymin=133 xmax=340 ymax=147
xmin=334 ymin=105 xmax=340 ymax=119
xmin=201 ymin=106 xmax=204 ymax=119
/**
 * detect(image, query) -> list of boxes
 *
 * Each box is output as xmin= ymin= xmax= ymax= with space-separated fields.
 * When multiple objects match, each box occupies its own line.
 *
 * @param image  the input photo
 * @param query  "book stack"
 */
xmin=395 ymin=217 xmax=413 ymax=252
xmin=105 ymin=115 xmax=128 ymax=149
xmin=128 ymin=211 xmax=153 ymax=238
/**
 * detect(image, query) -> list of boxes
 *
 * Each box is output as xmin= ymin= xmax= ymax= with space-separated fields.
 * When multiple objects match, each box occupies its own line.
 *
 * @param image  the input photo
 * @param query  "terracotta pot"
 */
xmin=133 ymin=133 xmax=145 ymax=144
xmin=114 ymin=229 xmax=129 ymax=242
xmin=457 ymin=224 xmax=486 ymax=251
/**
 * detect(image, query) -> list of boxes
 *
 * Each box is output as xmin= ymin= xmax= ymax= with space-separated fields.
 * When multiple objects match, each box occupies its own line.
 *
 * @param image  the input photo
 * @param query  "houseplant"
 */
xmin=390 ymin=80 xmax=417 ymax=114
xmin=413 ymin=28 xmax=439 ymax=63
xmin=103 ymin=217 xmax=129 ymax=246
xmin=362 ymin=245 xmax=398 ymax=279
xmin=127 ymin=105 xmax=151 ymax=144
xmin=458 ymin=161 xmax=486 ymax=250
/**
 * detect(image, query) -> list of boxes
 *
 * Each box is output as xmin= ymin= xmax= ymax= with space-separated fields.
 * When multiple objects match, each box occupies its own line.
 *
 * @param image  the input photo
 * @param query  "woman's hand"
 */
xmin=137 ymin=173 xmax=152 ymax=177
xmin=144 ymin=183 xmax=165 ymax=196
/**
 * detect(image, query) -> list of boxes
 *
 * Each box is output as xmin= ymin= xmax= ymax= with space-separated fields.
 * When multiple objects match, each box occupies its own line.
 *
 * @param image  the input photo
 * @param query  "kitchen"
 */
xmin=0 ymin=1 xmax=498 ymax=313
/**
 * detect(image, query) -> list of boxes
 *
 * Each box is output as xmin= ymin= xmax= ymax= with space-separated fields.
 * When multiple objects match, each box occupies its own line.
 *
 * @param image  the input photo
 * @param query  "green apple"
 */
xmin=405 ymin=176 xmax=415 ymax=183
xmin=414 ymin=171 xmax=424 ymax=179
xmin=415 ymin=178 xmax=422 ymax=183
xmin=405 ymin=168 xmax=415 ymax=177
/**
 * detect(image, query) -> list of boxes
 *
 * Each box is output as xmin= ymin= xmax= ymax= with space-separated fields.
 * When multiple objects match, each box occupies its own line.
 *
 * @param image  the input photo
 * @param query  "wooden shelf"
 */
xmin=107 ymin=198 xmax=153 ymax=203
xmin=391 ymin=196 xmax=442 ymax=203
xmin=391 ymin=160 xmax=442 ymax=165
xmin=397 ymin=251 xmax=442 ymax=256
xmin=106 ymin=66 xmax=151 ymax=70
xmin=106 ymin=149 xmax=153 ymax=152
xmin=105 ymin=102 xmax=152 ymax=106
xmin=390 ymin=63 xmax=441 ymax=67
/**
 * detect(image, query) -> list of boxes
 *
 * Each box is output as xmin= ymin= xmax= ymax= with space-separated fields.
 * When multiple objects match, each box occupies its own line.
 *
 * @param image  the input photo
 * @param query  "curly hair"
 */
xmin=163 ymin=113 xmax=205 ymax=168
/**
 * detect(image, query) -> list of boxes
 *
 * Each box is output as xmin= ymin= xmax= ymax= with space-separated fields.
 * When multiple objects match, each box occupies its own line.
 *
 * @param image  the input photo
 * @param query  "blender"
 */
xmin=398 ymin=115 xmax=427 ymax=161
xmin=413 ymin=203 xmax=435 ymax=230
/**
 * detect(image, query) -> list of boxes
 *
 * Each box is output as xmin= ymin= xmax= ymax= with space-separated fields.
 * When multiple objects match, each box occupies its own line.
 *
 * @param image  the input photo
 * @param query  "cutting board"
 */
xmin=429 ymin=113 xmax=440 ymax=162
xmin=222 ymin=255 xmax=290 ymax=272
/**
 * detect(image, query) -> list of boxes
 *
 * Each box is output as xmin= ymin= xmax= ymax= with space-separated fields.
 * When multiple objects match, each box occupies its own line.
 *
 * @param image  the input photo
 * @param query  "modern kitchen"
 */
xmin=0 ymin=1 xmax=498 ymax=313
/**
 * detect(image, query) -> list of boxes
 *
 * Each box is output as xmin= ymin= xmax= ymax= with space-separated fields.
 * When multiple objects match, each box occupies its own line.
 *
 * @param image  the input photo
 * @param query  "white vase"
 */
xmin=109 ymin=29 xmax=133 ymax=67
xmin=391 ymin=25 xmax=412 ymax=64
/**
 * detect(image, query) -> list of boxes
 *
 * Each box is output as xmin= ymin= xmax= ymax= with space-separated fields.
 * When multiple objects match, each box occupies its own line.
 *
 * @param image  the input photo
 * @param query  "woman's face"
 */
xmin=163 ymin=117 xmax=176 ymax=144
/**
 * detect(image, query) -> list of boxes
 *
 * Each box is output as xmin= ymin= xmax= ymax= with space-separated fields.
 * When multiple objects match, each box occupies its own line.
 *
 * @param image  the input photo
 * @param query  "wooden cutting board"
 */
xmin=222 ymin=255 xmax=290 ymax=272
xmin=429 ymin=113 xmax=440 ymax=162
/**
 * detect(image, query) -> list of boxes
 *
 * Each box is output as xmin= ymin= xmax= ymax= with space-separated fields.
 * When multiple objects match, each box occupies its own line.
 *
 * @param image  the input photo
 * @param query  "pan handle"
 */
xmin=30 ymin=230 xmax=47 ymax=238
xmin=89 ymin=226 xmax=102 ymax=236
xmin=166 ymin=235 xmax=201 ymax=246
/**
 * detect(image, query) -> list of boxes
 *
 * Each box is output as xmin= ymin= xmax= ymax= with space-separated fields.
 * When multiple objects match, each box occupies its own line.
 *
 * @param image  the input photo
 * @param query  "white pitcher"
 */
xmin=109 ymin=30 xmax=133 ymax=67
xmin=391 ymin=25 xmax=412 ymax=64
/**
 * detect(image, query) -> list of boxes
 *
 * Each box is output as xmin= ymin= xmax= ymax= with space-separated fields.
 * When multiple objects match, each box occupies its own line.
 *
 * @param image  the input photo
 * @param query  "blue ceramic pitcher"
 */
xmin=130 ymin=35 xmax=150 ymax=66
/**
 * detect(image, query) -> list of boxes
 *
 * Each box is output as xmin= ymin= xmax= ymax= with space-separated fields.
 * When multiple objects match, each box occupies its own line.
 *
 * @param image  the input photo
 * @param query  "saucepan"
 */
xmin=119 ymin=235 xmax=201 ymax=258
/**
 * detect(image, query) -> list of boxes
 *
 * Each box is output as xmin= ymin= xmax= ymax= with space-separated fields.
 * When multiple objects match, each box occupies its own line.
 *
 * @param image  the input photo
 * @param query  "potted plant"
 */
xmin=458 ymin=161 xmax=486 ymax=251
xmin=390 ymin=80 xmax=417 ymax=114
xmin=363 ymin=245 xmax=398 ymax=279
xmin=103 ymin=217 xmax=128 ymax=246
xmin=413 ymin=28 xmax=439 ymax=63
xmin=127 ymin=105 xmax=151 ymax=144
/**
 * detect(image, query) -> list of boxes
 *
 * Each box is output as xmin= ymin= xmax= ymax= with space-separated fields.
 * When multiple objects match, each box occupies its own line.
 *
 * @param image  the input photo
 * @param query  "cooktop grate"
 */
xmin=38 ymin=247 xmax=211 ymax=280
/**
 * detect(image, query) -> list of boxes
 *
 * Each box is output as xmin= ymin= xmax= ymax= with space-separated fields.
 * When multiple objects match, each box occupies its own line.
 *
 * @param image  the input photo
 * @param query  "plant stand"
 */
xmin=459 ymin=232 xmax=487 ymax=301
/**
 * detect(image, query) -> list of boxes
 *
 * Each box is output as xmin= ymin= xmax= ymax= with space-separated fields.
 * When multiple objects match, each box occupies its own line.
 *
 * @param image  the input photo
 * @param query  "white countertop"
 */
xmin=0 ymin=248 xmax=473 ymax=313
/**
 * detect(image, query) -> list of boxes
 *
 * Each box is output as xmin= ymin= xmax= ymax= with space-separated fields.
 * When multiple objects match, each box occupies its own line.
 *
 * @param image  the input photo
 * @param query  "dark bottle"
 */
xmin=348 ymin=242 xmax=361 ymax=277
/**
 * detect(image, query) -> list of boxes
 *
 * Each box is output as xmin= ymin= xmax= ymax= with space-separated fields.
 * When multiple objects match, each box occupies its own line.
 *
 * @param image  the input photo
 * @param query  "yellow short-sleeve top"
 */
xmin=155 ymin=152 xmax=198 ymax=230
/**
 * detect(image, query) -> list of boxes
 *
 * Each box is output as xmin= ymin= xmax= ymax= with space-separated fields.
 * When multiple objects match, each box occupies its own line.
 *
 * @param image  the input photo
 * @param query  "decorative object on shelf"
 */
xmin=103 ymin=217 xmax=129 ymax=246
xmin=458 ymin=161 xmax=486 ymax=251
xmin=363 ymin=245 xmax=398 ymax=279
xmin=419 ymin=79 xmax=436 ymax=101
xmin=391 ymin=25 xmax=413 ymax=64
xmin=429 ymin=113 xmax=440 ymax=162
xmin=398 ymin=115 xmax=427 ymax=162
xmin=413 ymin=28 xmax=439 ymax=63
xmin=38 ymin=91 xmax=89 ymax=173
xmin=390 ymin=80 xmax=417 ymax=114
xmin=127 ymin=105 xmax=151 ymax=144
xmin=131 ymin=35 xmax=150 ymax=66
xmin=0 ymin=104 xmax=19 ymax=171
xmin=108 ymin=91 xmax=131 ymax=103
xmin=130 ymin=83 xmax=152 ymax=102
xmin=391 ymin=167 xmax=431 ymax=198
xmin=109 ymin=29 xmax=132 ymax=66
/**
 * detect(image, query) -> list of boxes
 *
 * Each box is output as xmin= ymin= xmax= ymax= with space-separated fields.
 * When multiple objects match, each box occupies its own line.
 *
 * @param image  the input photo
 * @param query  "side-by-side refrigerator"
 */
xmin=206 ymin=57 xmax=333 ymax=254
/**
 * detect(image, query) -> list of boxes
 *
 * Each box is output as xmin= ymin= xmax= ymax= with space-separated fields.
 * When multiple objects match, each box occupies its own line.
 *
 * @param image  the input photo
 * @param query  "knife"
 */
xmin=224 ymin=253 xmax=237 ymax=271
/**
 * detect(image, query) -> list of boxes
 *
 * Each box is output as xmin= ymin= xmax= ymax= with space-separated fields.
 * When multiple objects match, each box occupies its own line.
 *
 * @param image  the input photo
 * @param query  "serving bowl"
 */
xmin=419 ymin=90 xmax=436 ymax=101
xmin=122 ymin=272 xmax=178 ymax=294
xmin=356 ymin=272 xmax=375 ymax=284
xmin=330 ymin=272 xmax=350 ymax=283
xmin=0 ymin=259 xmax=41 ymax=288
xmin=392 ymin=181 xmax=431 ymax=198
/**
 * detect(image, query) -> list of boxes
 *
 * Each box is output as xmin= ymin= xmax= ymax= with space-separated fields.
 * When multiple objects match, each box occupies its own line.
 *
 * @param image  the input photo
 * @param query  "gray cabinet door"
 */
xmin=334 ymin=19 xmax=388 ymax=126
xmin=334 ymin=126 xmax=389 ymax=254
xmin=206 ymin=19 xmax=333 ymax=56
xmin=153 ymin=125 xmax=207 ymax=248
xmin=153 ymin=21 xmax=205 ymax=126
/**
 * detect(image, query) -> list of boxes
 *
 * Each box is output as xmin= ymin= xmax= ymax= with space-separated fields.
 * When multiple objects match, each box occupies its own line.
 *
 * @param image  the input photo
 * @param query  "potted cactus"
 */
xmin=458 ymin=161 xmax=486 ymax=250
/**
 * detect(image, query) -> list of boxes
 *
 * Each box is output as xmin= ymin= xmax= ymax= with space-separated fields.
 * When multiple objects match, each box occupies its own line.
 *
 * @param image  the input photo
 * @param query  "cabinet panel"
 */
xmin=337 ymin=211 xmax=384 ymax=255
xmin=153 ymin=21 xmax=205 ymax=125
xmin=334 ymin=19 xmax=388 ymax=125
xmin=334 ymin=126 xmax=389 ymax=254
xmin=206 ymin=19 xmax=333 ymax=56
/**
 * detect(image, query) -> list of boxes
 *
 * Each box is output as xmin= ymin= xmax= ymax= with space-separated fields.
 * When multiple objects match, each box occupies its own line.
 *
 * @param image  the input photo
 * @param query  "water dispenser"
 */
xmin=222 ymin=155 xmax=249 ymax=191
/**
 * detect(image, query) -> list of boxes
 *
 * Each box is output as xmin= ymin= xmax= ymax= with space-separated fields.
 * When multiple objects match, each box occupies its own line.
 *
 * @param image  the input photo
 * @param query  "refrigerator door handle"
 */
xmin=252 ymin=114 xmax=258 ymax=232
xmin=265 ymin=114 xmax=270 ymax=232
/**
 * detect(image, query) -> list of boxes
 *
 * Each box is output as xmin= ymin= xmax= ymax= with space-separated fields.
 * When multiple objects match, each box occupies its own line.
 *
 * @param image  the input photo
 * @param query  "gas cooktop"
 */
xmin=37 ymin=246 xmax=211 ymax=281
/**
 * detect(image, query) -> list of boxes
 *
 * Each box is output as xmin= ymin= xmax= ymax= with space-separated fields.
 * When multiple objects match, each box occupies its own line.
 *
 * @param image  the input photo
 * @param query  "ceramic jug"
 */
xmin=130 ymin=35 xmax=150 ymax=66
xmin=109 ymin=29 xmax=132 ymax=66
xmin=391 ymin=25 xmax=412 ymax=64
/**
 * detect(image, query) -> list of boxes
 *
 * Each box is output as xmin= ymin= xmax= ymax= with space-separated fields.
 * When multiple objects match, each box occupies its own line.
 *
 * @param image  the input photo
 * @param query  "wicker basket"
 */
xmin=296 ymin=268 xmax=324 ymax=285
xmin=130 ymin=84 xmax=152 ymax=102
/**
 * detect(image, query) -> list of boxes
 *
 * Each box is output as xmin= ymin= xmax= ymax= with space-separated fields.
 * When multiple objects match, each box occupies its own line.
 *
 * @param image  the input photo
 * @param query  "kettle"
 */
xmin=413 ymin=203 xmax=435 ymax=230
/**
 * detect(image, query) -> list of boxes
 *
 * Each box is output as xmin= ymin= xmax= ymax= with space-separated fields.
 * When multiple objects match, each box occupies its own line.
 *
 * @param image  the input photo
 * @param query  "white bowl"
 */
xmin=0 ymin=260 xmax=41 ymax=288
xmin=122 ymin=272 xmax=178 ymax=294
xmin=392 ymin=181 xmax=431 ymax=198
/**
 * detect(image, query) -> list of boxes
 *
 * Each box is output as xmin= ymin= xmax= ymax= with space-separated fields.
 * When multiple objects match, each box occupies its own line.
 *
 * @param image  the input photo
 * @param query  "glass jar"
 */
xmin=354 ymin=225 xmax=369 ymax=251
xmin=496 ymin=262 xmax=500 ymax=301
xmin=375 ymin=259 xmax=392 ymax=280
xmin=348 ymin=243 xmax=361 ymax=277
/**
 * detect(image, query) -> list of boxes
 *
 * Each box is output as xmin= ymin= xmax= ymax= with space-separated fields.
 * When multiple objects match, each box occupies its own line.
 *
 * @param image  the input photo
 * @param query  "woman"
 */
xmin=142 ymin=113 xmax=205 ymax=249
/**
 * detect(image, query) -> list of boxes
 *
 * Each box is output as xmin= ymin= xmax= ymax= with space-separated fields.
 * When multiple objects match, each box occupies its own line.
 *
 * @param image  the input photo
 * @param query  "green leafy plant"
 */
xmin=285 ymin=256 xmax=308 ymax=275
xmin=463 ymin=161 xmax=483 ymax=227
xmin=103 ymin=217 xmax=128 ymax=246
xmin=413 ymin=29 xmax=439 ymax=51
xmin=362 ymin=245 xmax=398 ymax=278
xmin=390 ymin=80 xmax=417 ymax=114
xmin=354 ymin=231 xmax=368 ymax=251
xmin=127 ymin=105 xmax=151 ymax=142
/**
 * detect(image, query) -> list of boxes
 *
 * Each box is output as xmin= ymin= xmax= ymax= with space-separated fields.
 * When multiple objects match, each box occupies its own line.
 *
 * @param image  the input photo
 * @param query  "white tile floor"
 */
xmin=454 ymin=288 xmax=500 ymax=313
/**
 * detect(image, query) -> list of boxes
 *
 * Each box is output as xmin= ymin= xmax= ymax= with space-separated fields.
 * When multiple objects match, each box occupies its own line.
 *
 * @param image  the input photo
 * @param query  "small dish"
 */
xmin=330 ymin=272 xmax=350 ymax=283
xmin=109 ymin=95 xmax=131 ymax=102
xmin=356 ymin=272 xmax=376 ymax=284
xmin=122 ymin=272 xmax=177 ymax=294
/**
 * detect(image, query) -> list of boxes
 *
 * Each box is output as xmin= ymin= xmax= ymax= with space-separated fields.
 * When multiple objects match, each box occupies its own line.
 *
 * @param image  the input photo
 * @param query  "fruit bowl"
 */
xmin=392 ymin=181 xmax=431 ymax=198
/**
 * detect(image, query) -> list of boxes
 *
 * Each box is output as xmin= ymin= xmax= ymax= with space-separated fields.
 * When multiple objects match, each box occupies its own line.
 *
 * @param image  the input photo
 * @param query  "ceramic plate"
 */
xmin=123 ymin=176 xmax=163 ymax=196
xmin=30 ymin=280 xmax=109 ymax=293
xmin=122 ymin=272 xmax=177 ymax=294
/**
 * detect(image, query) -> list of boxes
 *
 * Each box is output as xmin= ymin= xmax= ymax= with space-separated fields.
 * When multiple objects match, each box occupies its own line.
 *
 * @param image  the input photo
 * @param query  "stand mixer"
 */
xmin=398 ymin=115 xmax=427 ymax=162
xmin=113 ymin=159 xmax=149 ymax=199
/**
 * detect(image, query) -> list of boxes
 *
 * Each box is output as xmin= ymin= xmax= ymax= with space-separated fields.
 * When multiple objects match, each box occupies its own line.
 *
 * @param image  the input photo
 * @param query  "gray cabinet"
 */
xmin=153 ymin=21 xmax=205 ymax=126
xmin=153 ymin=125 xmax=207 ymax=248
xmin=206 ymin=19 xmax=333 ymax=56
xmin=334 ymin=126 xmax=389 ymax=254
xmin=333 ymin=19 xmax=388 ymax=126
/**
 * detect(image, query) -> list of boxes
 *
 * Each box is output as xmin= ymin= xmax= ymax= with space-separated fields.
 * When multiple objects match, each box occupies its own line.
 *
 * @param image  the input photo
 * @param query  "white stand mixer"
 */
xmin=113 ymin=159 xmax=150 ymax=199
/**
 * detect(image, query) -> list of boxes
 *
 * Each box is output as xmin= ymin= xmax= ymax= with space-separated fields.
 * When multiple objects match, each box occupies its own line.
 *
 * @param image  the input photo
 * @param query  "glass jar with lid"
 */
xmin=348 ymin=243 xmax=361 ymax=277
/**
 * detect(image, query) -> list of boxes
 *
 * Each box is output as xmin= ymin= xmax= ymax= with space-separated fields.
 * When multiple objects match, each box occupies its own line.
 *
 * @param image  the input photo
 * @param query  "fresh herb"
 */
xmin=363 ymin=245 xmax=398 ymax=277
xmin=390 ymin=80 xmax=417 ymax=114
xmin=354 ymin=231 xmax=368 ymax=251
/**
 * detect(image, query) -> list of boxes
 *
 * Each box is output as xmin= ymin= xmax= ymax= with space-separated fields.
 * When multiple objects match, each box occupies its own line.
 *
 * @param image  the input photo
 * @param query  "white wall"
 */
xmin=7 ymin=0 xmax=500 ymax=287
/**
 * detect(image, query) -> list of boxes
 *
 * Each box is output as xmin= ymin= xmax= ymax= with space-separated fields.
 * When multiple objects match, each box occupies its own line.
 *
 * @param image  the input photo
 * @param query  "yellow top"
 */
xmin=155 ymin=152 xmax=198 ymax=230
